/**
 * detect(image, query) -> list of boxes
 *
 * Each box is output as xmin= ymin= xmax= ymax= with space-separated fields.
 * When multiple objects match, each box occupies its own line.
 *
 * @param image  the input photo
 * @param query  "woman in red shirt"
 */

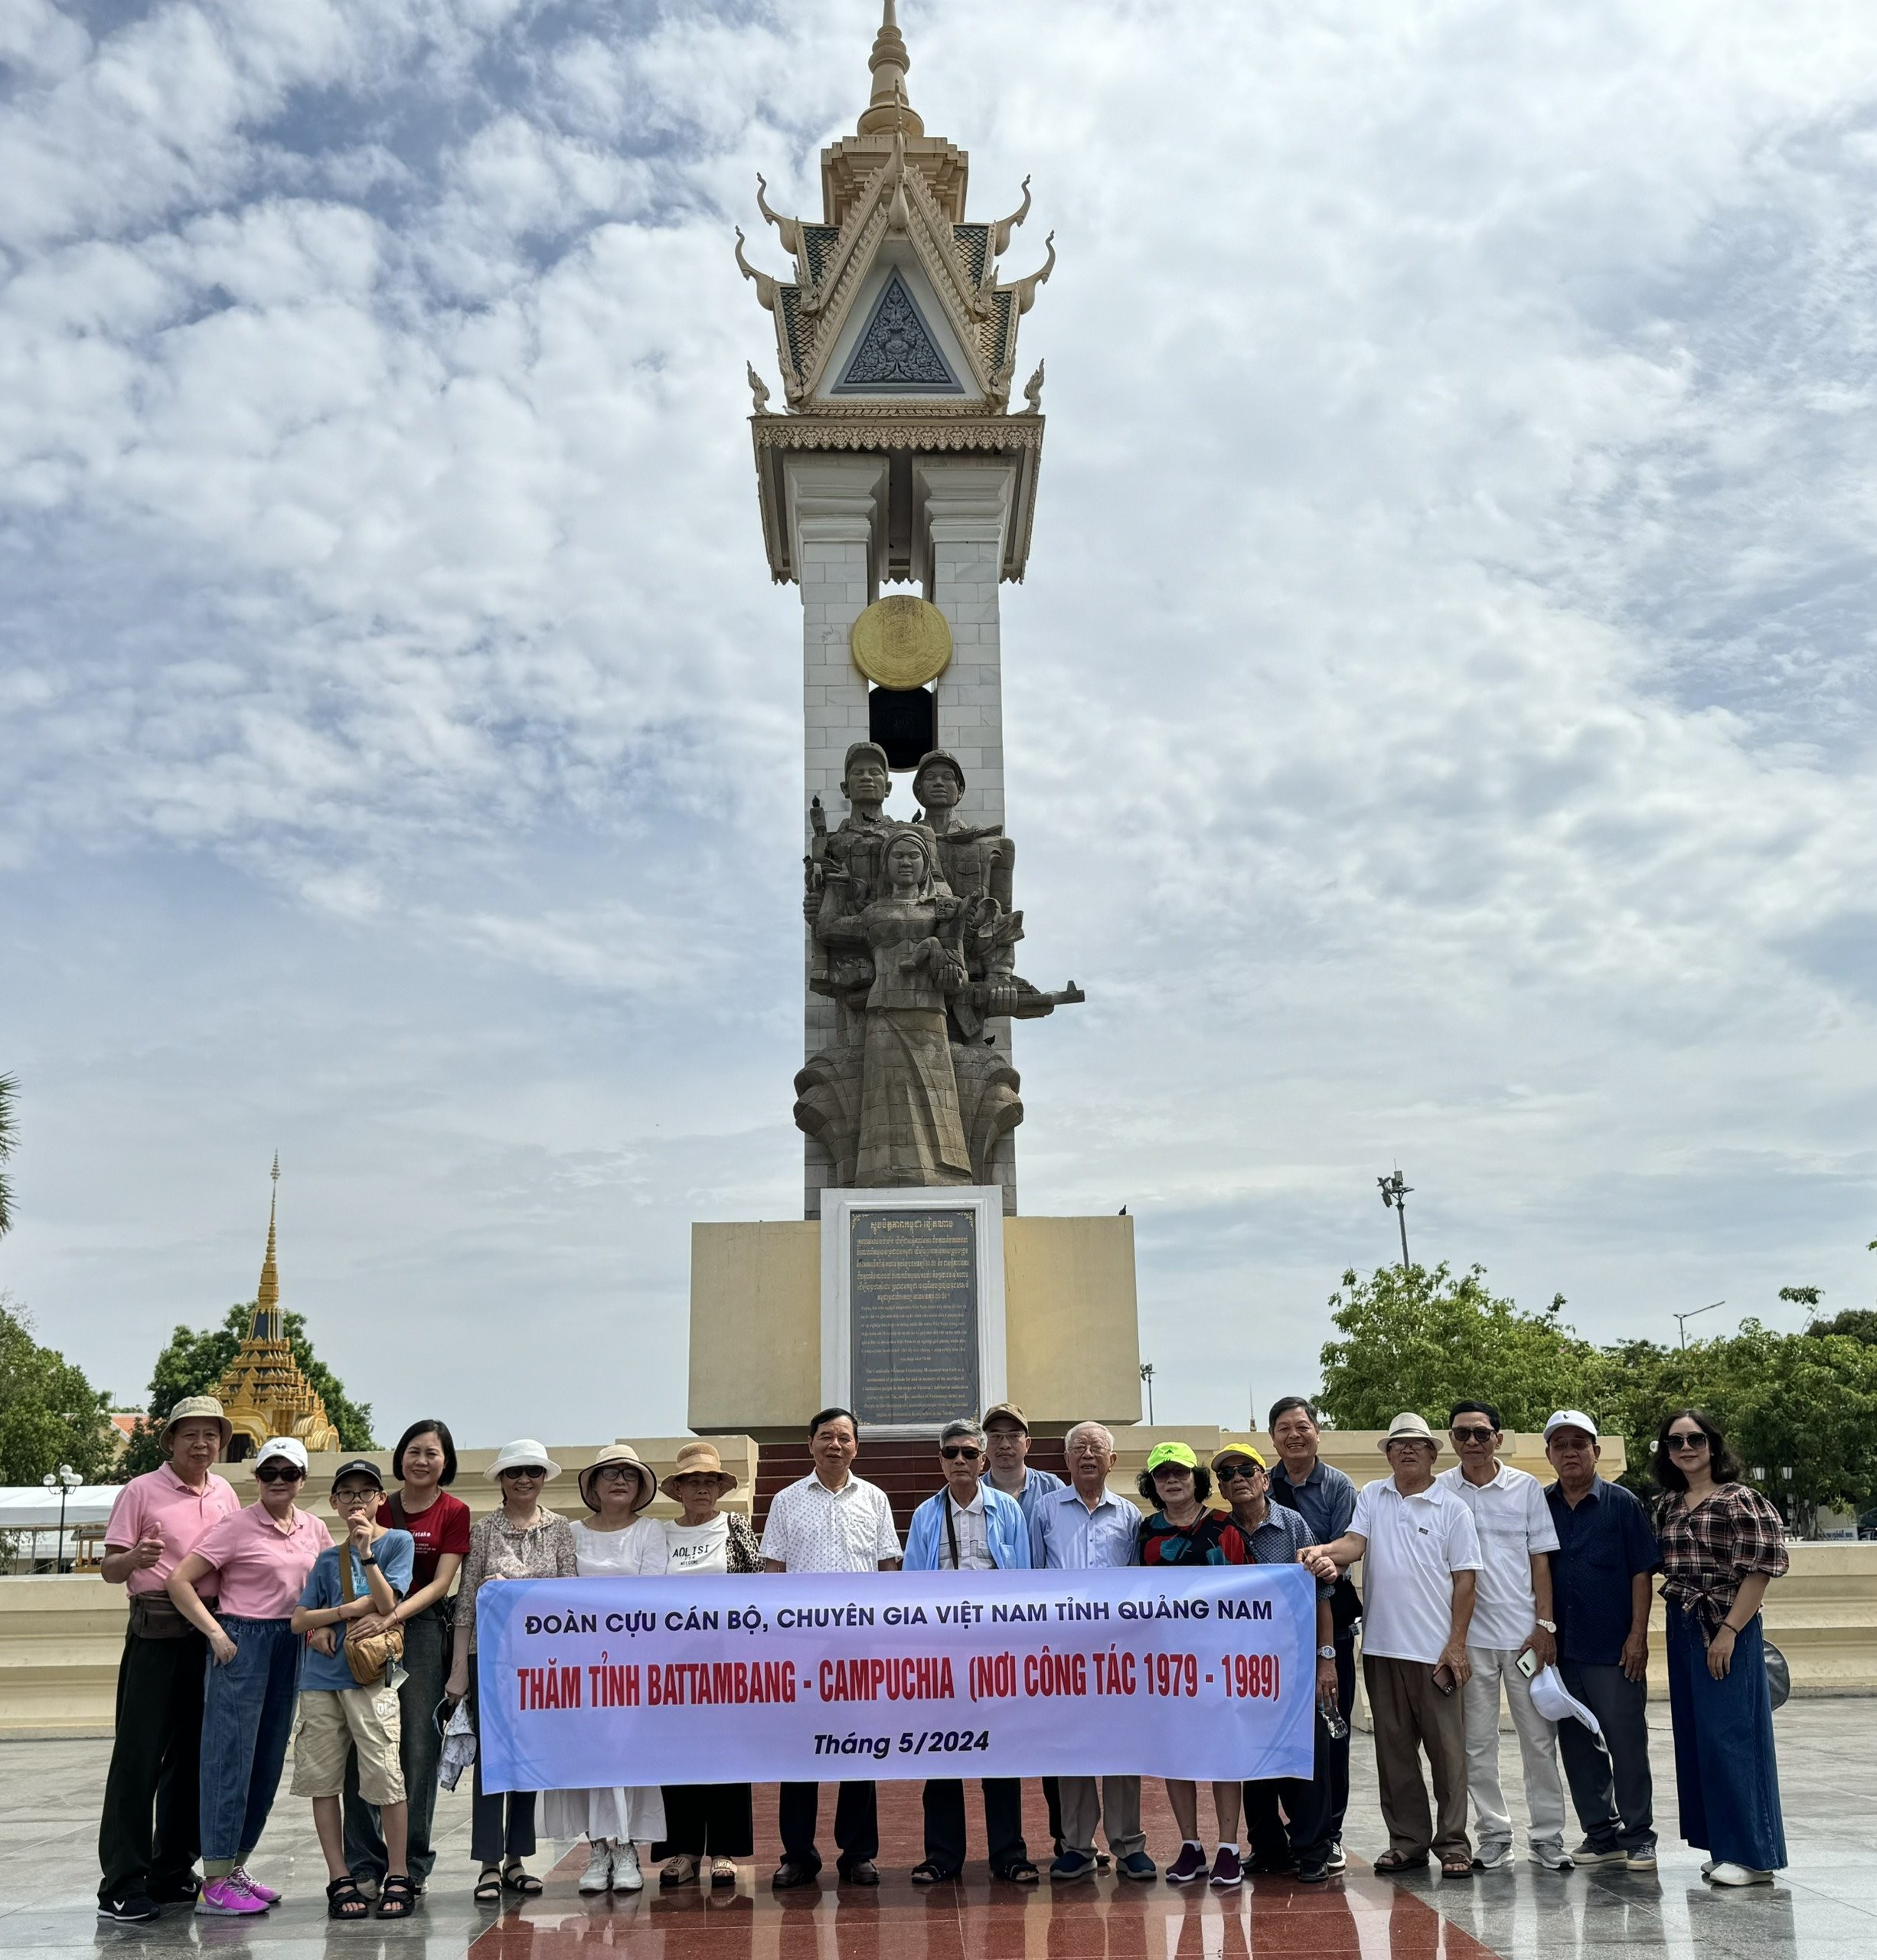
xmin=341 ymin=1421 xmax=472 ymax=1898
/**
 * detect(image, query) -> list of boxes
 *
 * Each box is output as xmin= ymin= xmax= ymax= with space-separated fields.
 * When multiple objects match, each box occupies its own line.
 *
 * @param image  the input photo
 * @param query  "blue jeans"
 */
xmin=197 ymin=1617 xmax=301 ymax=1864
xmin=1665 ymin=1605 xmax=1786 ymax=1871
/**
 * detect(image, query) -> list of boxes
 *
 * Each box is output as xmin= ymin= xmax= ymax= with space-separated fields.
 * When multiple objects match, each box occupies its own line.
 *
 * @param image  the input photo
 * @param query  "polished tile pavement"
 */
xmin=6 ymin=1698 xmax=1875 ymax=1958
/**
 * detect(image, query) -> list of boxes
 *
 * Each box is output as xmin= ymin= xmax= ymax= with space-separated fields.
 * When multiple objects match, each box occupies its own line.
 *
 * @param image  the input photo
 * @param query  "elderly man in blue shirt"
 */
xmin=1030 ymin=1421 xmax=1156 ymax=1883
xmin=903 ymin=1420 xmax=1037 ymax=1885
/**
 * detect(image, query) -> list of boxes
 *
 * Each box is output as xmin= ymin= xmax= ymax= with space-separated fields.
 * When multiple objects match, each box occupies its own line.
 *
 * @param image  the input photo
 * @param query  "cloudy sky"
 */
xmin=4 ymin=0 xmax=1875 ymax=1449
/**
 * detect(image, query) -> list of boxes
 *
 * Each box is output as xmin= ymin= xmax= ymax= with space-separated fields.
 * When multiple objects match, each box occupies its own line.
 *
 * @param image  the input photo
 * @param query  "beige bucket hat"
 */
xmin=1380 ymin=1411 xmax=1438 ymax=1450
xmin=161 ymin=1395 xmax=233 ymax=1452
xmin=578 ymin=1443 xmax=657 ymax=1512
xmin=659 ymin=1441 xmax=739 ymax=1500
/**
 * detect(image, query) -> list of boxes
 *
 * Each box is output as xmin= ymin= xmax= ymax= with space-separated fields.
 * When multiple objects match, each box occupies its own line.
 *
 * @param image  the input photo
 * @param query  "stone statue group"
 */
xmin=795 ymin=743 xmax=1082 ymax=1191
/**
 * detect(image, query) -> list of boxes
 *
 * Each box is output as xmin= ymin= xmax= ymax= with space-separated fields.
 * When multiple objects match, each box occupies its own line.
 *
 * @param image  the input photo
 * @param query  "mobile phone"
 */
xmin=1516 ymin=1648 xmax=1540 ymax=1680
xmin=1431 ymin=1664 xmax=1456 ymax=1695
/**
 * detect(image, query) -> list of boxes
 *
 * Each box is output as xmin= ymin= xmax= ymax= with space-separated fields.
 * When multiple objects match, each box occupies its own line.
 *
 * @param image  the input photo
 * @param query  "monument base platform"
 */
xmin=687 ymin=1212 xmax=1141 ymax=1440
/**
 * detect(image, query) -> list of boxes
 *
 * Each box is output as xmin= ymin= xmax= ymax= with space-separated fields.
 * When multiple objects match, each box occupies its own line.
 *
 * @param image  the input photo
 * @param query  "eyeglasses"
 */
xmin=1451 ymin=1427 xmax=1497 ymax=1444
xmin=331 ymin=1486 xmax=379 ymax=1504
xmin=1216 ymin=1462 xmax=1262 ymax=1482
xmin=254 ymin=1465 xmax=302 ymax=1484
xmin=1666 ymin=1432 xmax=1710 ymax=1453
xmin=593 ymin=1465 xmax=638 ymax=1480
xmin=941 ymin=1446 xmax=983 ymax=1462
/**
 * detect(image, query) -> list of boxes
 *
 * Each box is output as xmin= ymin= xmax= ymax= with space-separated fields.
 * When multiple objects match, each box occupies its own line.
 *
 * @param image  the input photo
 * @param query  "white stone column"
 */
xmin=785 ymin=453 xmax=887 ymax=1217
xmin=915 ymin=456 xmax=1019 ymax=1211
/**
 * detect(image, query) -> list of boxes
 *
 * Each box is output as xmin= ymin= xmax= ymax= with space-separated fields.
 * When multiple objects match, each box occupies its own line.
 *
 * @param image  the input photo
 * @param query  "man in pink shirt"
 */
xmin=96 ymin=1396 xmax=241 ymax=1923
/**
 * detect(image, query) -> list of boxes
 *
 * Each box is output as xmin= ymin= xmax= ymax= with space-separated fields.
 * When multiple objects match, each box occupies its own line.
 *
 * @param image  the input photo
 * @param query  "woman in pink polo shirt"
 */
xmin=168 ymin=1436 xmax=329 ymax=1916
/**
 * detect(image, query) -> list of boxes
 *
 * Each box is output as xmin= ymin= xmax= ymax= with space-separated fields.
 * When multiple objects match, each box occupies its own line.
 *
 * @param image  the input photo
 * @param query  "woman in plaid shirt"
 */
xmin=1652 ymin=1410 xmax=1789 ymax=1886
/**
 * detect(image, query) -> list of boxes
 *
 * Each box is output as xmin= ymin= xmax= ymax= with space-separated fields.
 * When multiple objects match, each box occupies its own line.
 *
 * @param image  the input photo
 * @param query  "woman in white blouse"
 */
xmin=540 ymin=1446 xmax=668 ymax=1893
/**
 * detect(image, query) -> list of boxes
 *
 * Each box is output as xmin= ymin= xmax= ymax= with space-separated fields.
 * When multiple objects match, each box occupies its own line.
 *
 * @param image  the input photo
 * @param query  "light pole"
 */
xmin=41 ymin=1464 xmax=80 ymax=1573
xmin=1139 ymin=1361 xmax=1156 ymax=1426
xmin=1673 ymin=1300 xmax=1725 ymax=1348
xmin=1378 ymin=1170 xmax=1412 ymax=1269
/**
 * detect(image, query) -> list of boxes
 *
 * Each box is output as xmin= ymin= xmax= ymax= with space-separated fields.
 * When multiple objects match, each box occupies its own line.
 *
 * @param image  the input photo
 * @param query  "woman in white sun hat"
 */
xmin=445 ymin=1440 xmax=576 ymax=1906
xmin=542 ymin=1446 xmax=668 ymax=1895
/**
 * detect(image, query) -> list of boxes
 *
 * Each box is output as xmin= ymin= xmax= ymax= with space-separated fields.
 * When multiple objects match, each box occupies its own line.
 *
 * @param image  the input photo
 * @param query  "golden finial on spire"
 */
xmin=858 ymin=0 xmax=923 ymax=138
xmin=254 ymin=1155 xmax=281 ymax=1339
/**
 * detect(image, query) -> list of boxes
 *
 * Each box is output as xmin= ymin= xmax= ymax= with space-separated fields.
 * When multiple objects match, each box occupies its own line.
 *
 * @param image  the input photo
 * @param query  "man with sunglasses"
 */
xmin=903 ymin=1421 xmax=1037 ymax=1885
xmin=1435 ymin=1402 xmax=1569 ymax=1873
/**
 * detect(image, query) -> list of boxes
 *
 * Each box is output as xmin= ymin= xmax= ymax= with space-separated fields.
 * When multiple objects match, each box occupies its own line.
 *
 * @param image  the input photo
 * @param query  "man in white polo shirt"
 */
xmin=760 ymin=1406 xmax=901 ymax=1891
xmin=1437 ymin=1401 xmax=1569 ymax=1873
xmin=1301 ymin=1412 xmax=1482 ymax=1876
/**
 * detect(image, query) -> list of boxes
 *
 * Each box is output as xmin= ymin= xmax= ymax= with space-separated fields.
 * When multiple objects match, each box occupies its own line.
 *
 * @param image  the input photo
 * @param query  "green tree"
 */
xmin=119 ymin=1303 xmax=374 ymax=1478
xmin=1810 ymin=1308 xmax=1877 ymax=1345
xmin=0 ymin=1298 xmax=118 ymax=1483
xmin=1317 ymin=1263 xmax=1599 ymax=1433
xmin=0 ymin=1073 xmax=17 ymax=1239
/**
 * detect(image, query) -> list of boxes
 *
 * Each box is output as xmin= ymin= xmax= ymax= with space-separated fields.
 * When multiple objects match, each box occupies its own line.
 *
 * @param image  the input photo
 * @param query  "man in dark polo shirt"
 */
xmin=1542 ymin=1410 xmax=1660 ymax=1872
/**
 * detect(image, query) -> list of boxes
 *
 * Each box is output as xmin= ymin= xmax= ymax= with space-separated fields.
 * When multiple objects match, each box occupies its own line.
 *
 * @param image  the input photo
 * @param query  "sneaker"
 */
xmin=1165 ymin=1844 xmax=1209 ymax=1884
xmin=149 ymin=1873 xmax=202 ymax=1906
xmin=1296 ymin=1855 xmax=1330 ymax=1884
xmin=579 ymin=1844 xmax=614 ymax=1894
xmin=1706 ymin=1864 xmax=1774 ymax=1886
xmin=230 ymin=1867 xmax=280 ymax=1904
xmin=1571 ymin=1841 xmax=1627 ymax=1866
xmin=1117 ymin=1851 xmax=1159 ymax=1881
xmin=612 ymin=1844 xmax=644 ymax=1893
xmin=196 ymin=1877 xmax=269 ymax=1916
xmin=1325 ymin=1841 xmax=1347 ymax=1874
xmin=1208 ymin=1847 xmax=1243 ymax=1890
xmin=1529 ymin=1847 xmax=1575 ymax=1872
xmin=98 ymin=1894 xmax=160 ymax=1923
xmin=1049 ymin=1851 xmax=1098 ymax=1881
xmin=1472 ymin=1845 xmax=1513 ymax=1872
xmin=1624 ymin=1848 xmax=1659 ymax=1873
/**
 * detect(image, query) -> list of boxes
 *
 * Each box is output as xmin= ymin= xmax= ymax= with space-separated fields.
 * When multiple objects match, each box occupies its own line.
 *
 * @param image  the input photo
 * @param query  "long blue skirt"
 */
xmin=1664 ymin=1603 xmax=1786 ymax=1871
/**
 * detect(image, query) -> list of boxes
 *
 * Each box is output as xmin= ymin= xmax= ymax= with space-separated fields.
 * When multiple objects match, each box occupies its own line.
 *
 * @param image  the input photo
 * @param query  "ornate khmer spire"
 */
xmin=253 ymin=1152 xmax=282 ymax=1341
xmin=857 ymin=1 xmax=922 ymax=137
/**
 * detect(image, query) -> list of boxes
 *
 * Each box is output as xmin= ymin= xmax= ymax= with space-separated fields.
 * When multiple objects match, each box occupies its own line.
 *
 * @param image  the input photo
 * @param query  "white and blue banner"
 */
xmin=475 ymin=1564 xmax=1315 ymax=1793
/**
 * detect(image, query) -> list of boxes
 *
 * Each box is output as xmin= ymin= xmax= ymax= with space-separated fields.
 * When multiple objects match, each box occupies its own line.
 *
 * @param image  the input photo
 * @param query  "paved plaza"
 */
xmin=4 ymin=1697 xmax=1874 ymax=1959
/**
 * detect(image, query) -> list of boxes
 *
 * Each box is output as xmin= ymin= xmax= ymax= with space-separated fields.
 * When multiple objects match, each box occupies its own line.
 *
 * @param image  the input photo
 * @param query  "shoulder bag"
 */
xmin=339 ymin=1538 xmax=405 ymax=1687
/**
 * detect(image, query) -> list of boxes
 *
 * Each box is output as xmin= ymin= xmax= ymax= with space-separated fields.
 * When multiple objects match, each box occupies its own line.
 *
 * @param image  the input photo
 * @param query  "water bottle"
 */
xmin=1319 ymin=1693 xmax=1350 ymax=1741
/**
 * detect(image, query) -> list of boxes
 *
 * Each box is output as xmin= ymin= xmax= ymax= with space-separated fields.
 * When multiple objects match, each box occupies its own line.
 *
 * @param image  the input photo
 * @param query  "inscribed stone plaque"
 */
xmin=850 ymin=1208 xmax=978 ymax=1425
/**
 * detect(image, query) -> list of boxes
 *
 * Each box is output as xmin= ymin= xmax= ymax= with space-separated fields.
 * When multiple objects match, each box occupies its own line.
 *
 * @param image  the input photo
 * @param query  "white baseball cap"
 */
xmin=1543 ymin=1410 xmax=1599 ymax=1442
xmin=253 ymin=1436 xmax=309 ymax=1473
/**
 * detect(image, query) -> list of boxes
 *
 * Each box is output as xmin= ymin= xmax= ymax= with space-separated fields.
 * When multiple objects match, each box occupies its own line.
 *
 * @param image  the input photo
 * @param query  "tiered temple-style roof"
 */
xmin=739 ymin=1 xmax=1053 ymax=583
xmin=214 ymin=1159 xmax=340 ymax=1459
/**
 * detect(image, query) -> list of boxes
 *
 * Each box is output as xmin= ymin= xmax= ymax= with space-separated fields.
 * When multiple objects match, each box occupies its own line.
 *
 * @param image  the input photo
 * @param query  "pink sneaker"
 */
xmin=196 ymin=1877 xmax=269 ymax=1916
xmin=230 ymin=1867 xmax=280 ymax=1904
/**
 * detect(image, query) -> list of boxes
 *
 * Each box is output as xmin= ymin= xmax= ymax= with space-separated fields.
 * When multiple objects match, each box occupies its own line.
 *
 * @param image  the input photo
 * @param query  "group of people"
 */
xmin=93 ymin=1387 xmax=1791 ymax=1924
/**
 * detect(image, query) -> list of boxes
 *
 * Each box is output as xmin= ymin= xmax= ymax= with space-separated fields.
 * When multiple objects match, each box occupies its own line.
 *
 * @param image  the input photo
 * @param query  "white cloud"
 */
xmin=2 ymin=0 xmax=1876 ymax=1443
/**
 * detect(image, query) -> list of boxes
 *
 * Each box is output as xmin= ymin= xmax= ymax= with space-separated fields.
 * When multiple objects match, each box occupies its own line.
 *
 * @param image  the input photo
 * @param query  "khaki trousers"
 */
xmin=1056 ymin=1776 xmax=1144 ymax=1860
xmin=1363 ymin=1654 xmax=1469 ymax=1862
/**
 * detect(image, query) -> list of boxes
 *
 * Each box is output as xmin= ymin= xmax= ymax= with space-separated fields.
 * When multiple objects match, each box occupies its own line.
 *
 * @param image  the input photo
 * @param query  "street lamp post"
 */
xmin=1673 ymin=1300 xmax=1725 ymax=1349
xmin=1378 ymin=1170 xmax=1412 ymax=1269
xmin=1139 ymin=1362 xmax=1156 ymax=1426
xmin=40 ymin=1464 xmax=80 ymax=1573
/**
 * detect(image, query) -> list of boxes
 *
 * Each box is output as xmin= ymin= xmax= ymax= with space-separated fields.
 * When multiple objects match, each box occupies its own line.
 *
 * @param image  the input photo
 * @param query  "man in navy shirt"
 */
xmin=1542 ymin=1410 xmax=1660 ymax=1872
xmin=1265 ymin=1397 xmax=1358 ymax=1871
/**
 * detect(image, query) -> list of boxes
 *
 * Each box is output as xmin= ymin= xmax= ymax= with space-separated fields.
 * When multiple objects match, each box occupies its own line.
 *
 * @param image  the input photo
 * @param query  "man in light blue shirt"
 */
xmin=1029 ymin=1423 xmax=1154 ymax=1883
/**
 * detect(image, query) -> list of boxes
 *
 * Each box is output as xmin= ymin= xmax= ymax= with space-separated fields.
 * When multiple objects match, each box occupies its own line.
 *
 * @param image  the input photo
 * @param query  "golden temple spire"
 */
xmin=253 ymin=1155 xmax=281 ymax=1341
xmin=857 ymin=0 xmax=923 ymax=138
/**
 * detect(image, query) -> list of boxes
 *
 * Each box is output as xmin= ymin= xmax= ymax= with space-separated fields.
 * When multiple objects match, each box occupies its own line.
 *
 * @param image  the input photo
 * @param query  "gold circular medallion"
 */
xmin=850 ymin=595 xmax=952 ymax=689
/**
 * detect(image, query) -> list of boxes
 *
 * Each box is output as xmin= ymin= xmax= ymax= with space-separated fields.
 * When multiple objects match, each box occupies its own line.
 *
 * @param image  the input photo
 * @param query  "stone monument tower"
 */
xmin=687 ymin=5 xmax=1138 ymax=1440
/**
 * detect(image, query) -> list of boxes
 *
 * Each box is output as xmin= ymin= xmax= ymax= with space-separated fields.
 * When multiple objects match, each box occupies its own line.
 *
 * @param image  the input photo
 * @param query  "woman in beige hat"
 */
xmin=542 ymin=1447 xmax=668 ymax=1895
xmin=652 ymin=1442 xmax=760 ymax=1888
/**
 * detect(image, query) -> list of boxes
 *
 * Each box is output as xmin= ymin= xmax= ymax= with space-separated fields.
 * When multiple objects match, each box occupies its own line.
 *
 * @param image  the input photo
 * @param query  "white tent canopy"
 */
xmin=0 ymin=1486 xmax=120 ymax=1530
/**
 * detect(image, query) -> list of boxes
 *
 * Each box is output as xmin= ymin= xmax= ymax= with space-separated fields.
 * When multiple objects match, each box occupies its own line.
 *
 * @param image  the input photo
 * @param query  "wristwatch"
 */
xmin=1535 ymin=1618 xmax=1555 ymax=1634
xmin=1317 ymin=1645 xmax=1337 ymax=1660
xmin=361 ymin=1554 xmax=379 ymax=1570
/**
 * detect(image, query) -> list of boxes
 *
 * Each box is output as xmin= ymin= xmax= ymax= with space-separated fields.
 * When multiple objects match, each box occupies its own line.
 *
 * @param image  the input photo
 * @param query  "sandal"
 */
xmin=501 ymin=1860 xmax=544 ymax=1896
xmin=377 ymin=1874 xmax=416 ymax=1919
xmin=475 ymin=1867 xmax=504 ymax=1906
xmin=1439 ymin=1857 xmax=1473 ymax=1878
xmin=661 ymin=1854 xmax=700 ymax=1889
xmin=910 ymin=1861 xmax=958 ymax=1886
xmin=710 ymin=1857 xmax=738 ymax=1887
xmin=325 ymin=1876 xmax=371 ymax=1920
xmin=1372 ymin=1851 xmax=1428 ymax=1873
xmin=995 ymin=1859 xmax=1041 ymax=1885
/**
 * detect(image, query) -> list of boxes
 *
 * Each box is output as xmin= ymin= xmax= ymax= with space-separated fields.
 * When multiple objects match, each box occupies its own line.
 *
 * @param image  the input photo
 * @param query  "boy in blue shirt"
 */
xmin=289 ymin=1460 xmax=416 ymax=1920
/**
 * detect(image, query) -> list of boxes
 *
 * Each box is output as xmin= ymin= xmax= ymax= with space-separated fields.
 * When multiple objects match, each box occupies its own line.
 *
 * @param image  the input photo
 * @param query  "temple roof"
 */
xmin=736 ymin=1 xmax=1053 ymax=417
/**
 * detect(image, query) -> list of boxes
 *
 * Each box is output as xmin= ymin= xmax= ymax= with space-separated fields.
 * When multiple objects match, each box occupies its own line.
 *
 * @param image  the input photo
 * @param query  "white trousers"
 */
xmin=1463 ymin=1646 xmax=1566 ymax=1854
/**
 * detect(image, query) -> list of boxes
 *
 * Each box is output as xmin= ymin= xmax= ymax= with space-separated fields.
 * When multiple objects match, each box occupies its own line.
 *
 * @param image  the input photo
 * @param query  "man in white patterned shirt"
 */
xmin=761 ymin=1407 xmax=901 ymax=1890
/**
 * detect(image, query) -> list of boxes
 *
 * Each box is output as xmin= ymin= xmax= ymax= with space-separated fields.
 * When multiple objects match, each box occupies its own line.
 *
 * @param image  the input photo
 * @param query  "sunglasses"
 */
xmin=1216 ymin=1462 xmax=1262 ymax=1481
xmin=941 ymin=1446 xmax=983 ymax=1461
xmin=501 ymin=1467 xmax=547 ymax=1480
xmin=1666 ymin=1432 xmax=1710 ymax=1452
xmin=254 ymin=1465 xmax=302 ymax=1484
xmin=1451 ymin=1426 xmax=1497 ymax=1444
